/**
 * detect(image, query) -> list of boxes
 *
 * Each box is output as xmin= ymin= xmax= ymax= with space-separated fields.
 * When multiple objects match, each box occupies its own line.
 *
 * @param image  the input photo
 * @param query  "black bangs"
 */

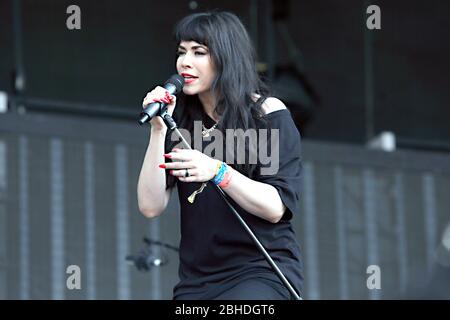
xmin=174 ymin=13 xmax=212 ymax=46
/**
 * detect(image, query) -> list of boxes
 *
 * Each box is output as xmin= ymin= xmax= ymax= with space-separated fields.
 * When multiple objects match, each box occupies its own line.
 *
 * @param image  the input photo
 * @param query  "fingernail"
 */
xmin=159 ymin=164 xmax=166 ymax=169
xmin=170 ymin=170 xmax=174 ymax=175
xmin=163 ymin=154 xmax=172 ymax=158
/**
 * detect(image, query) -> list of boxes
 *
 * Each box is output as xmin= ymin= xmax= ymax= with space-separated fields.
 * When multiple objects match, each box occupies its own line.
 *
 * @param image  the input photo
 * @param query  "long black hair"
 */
xmin=165 ymin=11 xmax=271 ymax=189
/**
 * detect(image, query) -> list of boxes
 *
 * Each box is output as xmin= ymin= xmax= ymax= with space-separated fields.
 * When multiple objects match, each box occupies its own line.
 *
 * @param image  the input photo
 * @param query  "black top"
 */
xmin=172 ymin=108 xmax=304 ymax=299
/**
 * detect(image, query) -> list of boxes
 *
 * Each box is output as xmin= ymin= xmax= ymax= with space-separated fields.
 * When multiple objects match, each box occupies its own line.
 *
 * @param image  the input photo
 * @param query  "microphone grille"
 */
xmin=165 ymin=74 xmax=185 ymax=94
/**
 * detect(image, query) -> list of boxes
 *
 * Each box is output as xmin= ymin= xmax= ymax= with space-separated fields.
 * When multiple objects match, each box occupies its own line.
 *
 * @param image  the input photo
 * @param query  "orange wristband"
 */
xmin=218 ymin=169 xmax=233 ymax=188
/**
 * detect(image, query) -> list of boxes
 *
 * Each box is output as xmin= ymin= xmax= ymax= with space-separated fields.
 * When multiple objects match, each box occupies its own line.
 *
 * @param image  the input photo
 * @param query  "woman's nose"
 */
xmin=180 ymin=53 xmax=192 ymax=68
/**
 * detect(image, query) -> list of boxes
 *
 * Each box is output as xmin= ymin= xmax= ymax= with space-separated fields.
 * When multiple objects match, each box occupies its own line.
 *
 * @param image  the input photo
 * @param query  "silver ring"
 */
xmin=185 ymin=169 xmax=190 ymax=177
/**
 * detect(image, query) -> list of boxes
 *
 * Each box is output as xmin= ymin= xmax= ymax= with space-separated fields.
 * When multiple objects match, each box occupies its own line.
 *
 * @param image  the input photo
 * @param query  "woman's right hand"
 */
xmin=142 ymin=86 xmax=177 ymax=132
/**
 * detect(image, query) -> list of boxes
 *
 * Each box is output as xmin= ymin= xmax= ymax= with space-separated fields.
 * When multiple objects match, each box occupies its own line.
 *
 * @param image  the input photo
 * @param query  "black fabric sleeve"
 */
xmin=254 ymin=110 xmax=303 ymax=221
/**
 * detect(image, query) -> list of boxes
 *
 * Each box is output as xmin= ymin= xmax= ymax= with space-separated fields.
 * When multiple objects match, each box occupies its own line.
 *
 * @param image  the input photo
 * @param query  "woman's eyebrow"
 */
xmin=191 ymin=45 xmax=207 ymax=50
xmin=178 ymin=45 xmax=207 ymax=50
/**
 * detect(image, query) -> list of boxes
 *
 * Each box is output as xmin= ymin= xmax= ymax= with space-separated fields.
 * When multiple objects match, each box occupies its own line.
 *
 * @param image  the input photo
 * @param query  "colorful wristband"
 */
xmin=218 ymin=169 xmax=233 ymax=188
xmin=214 ymin=161 xmax=222 ymax=177
xmin=212 ymin=162 xmax=228 ymax=185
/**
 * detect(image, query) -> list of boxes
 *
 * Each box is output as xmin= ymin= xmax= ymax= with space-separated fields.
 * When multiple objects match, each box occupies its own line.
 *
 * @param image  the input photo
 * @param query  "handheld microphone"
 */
xmin=138 ymin=74 xmax=185 ymax=125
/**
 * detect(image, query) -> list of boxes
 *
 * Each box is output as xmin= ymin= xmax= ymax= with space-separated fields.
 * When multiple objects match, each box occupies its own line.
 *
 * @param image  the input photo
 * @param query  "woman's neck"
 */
xmin=198 ymin=91 xmax=219 ymax=123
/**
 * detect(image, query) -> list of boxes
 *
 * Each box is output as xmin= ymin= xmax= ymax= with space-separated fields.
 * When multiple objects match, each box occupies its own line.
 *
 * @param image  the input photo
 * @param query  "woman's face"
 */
xmin=176 ymin=41 xmax=216 ymax=96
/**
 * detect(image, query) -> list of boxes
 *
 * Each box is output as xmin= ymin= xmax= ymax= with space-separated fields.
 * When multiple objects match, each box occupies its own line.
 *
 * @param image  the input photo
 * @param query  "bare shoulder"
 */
xmin=261 ymin=97 xmax=287 ymax=115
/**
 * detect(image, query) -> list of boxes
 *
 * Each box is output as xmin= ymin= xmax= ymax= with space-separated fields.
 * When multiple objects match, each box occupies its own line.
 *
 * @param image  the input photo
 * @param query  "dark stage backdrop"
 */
xmin=0 ymin=0 xmax=449 ymax=146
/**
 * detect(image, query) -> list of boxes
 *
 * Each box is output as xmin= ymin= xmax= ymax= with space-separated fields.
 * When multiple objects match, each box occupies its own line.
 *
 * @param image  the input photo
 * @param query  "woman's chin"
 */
xmin=183 ymin=88 xmax=197 ymax=95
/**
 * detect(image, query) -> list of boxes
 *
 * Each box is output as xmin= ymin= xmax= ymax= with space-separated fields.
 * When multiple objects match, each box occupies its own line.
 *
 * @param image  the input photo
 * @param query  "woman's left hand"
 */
xmin=162 ymin=148 xmax=220 ymax=183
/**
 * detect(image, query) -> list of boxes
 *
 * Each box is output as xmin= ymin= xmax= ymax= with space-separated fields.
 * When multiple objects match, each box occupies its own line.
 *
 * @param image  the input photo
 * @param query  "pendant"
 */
xmin=188 ymin=182 xmax=208 ymax=203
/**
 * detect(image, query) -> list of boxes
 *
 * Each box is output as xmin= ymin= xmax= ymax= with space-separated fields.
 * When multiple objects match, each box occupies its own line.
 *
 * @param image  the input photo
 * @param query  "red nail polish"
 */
xmin=164 ymin=154 xmax=172 ymax=158
xmin=159 ymin=164 xmax=166 ymax=169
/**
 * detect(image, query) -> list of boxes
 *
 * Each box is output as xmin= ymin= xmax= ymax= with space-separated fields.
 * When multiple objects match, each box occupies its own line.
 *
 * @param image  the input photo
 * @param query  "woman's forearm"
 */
xmin=137 ymin=127 xmax=169 ymax=217
xmin=221 ymin=167 xmax=286 ymax=223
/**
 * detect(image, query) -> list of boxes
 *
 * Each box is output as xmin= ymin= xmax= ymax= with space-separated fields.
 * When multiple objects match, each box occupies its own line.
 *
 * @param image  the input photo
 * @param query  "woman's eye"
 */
xmin=195 ymin=51 xmax=206 ymax=56
xmin=176 ymin=51 xmax=186 ymax=56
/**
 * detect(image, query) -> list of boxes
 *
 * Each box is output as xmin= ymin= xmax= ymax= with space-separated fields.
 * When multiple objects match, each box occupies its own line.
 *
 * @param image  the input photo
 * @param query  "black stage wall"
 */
xmin=1 ymin=0 xmax=449 ymax=147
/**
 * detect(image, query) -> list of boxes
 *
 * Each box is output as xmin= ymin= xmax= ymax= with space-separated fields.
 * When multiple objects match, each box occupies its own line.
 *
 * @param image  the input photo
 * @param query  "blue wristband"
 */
xmin=212 ymin=162 xmax=228 ymax=185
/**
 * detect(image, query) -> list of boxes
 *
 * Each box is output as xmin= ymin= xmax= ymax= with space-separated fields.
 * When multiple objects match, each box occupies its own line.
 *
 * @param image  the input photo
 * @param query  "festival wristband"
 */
xmin=212 ymin=162 xmax=227 ymax=185
xmin=218 ymin=169 xmax=233 ymax=188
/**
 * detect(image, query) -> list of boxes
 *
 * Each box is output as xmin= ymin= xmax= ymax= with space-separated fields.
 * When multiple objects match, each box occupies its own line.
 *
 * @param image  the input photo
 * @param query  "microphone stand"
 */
xmin=150 ymin=108 xmax=302 ymax=300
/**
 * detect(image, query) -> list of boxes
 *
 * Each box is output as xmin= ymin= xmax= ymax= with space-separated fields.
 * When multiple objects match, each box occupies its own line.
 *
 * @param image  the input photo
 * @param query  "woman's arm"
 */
xmin=164 ymin=149 xmax=287 ymax=223
xmin=137 ymin=127 xmax=172 ymax=218
xmin=221 ymin=97 xmax=289 ymax=223
xmin=219 ymin=166 xmax=286 ymax=223
xmin=137 ymin=87 xmax=177 ymax=218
